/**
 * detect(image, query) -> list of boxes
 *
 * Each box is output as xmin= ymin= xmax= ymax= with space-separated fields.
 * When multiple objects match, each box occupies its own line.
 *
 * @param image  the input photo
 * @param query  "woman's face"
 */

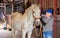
xmin=46 ymin=12 xmax=52 ymax=18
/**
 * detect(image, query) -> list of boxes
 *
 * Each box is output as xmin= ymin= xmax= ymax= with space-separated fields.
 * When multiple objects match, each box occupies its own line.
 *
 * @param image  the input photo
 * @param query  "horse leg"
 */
xmin=28 ymin=31 xmax=32 ymax=38
xmin=22 ymin=30 xmax=26 ymax=38
xmin=12 ymin=28 xmax=16 ymax=38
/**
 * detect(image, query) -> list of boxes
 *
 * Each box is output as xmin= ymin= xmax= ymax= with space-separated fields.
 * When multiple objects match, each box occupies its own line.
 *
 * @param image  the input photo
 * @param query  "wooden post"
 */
xmin=53 ymin=0 xmax=57 ymax=38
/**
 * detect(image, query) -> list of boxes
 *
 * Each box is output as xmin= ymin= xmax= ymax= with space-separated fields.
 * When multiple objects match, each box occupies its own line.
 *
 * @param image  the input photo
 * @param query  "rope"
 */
xmin=34 ymin=20 xmax=43 ymax=38
xmin=34 ymin=26 xmax=40 ymax=36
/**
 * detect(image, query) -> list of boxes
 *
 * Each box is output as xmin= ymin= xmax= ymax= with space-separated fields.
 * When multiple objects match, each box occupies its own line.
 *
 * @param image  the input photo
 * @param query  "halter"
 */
xmin=32 ymin=10 xmax=40 ymax=21
xmin=32 ymin=7 xmax=43 ymax=37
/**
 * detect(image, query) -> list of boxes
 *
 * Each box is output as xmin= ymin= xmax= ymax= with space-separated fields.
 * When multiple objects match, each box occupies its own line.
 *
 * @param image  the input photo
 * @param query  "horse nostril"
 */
xmin=35 ymin=21 xmax=40 ymax=26
xmin=36 ymin=22 xmax=38 ymax=24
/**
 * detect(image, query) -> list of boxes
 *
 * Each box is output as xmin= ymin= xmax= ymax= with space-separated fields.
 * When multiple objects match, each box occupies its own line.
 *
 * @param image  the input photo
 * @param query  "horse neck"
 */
xmin=27 ymin=9 xmax=34 ymax=21
xmin=23 ymin=6 xmax=32 ymax=16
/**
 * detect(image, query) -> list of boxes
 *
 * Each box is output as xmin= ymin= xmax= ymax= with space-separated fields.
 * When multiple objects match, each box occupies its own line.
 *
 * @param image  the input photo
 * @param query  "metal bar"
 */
xmin=4 ymin=0 xmax=6 ymax=15
xmin=40 ymin=0 xmax=42 ymax=12
xmin=56 ymin=21 xmax=60 ymax=22
xmin=0 ymin=3 xmax=4 ymax=4
xmin=40 ymin=0 xmax=42 ymax=9
xmin=40 ymin=0 xmax=43 ymax=38
xmin=46 ymin=0 xmax=47 ymax=10
xmin=53 ymin=0 xmax=57 ymax=38
xmin=44 ymin=0 xmax=46 ymax=10
xmin=11 ymin=0 xmax=14 ymax=13
xmin=59 ymin=0 xmax=60 ymax=14
xmin=48 ymin=0 xmax=49 ymax=9
xmin=0 ymin=6 xmax=4 ymax=7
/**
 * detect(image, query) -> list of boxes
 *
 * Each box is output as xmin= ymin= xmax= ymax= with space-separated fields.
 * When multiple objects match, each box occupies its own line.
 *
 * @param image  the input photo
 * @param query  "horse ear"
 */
xmin=31 ymin=4 xmax=34 ymax=8
xmin=37 ymin=4 xmax=40 ymax=9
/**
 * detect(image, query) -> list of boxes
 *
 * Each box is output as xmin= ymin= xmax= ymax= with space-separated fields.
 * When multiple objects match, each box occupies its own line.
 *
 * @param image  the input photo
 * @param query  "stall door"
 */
xmin=56 ymin=0 xmax=60 ymax=38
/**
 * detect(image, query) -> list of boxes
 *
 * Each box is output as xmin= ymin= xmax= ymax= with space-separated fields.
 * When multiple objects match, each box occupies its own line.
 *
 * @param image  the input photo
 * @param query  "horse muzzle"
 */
xmin=34 ymin=19 xmax=40 ymax=26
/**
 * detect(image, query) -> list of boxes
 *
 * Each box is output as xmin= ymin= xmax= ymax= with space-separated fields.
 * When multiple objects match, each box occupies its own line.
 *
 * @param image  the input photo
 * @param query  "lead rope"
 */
xmin=34 ymin=20 xmax=43 ymax=37
xmin=32 ymin=11 xmax=40 ymax=36
xmin=34 ymin=25 xmax=40 ymax=36
xmin=32 ymin=8 xmax=43 ymax=37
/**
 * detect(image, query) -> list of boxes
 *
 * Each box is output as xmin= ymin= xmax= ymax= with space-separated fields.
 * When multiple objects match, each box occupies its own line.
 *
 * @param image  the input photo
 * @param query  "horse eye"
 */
xmin=33 ymin=11 xmax=35 ymax=13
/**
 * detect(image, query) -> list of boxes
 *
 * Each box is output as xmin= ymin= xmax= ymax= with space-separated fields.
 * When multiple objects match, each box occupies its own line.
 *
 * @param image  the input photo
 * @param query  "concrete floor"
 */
xmin=0 ymin=29 xmax=12 ymax=38
xmin=0 ymin=29 xmax=40 ymax=38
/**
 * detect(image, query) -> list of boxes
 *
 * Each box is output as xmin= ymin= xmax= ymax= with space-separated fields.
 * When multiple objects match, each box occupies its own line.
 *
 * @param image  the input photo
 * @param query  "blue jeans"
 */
xmin=43 ymin=31 xmax=53 ymax=38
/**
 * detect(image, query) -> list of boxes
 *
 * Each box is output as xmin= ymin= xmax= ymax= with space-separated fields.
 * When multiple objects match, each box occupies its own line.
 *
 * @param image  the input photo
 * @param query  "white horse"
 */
xmin=11 ymin=4 xmax=41 ymax=38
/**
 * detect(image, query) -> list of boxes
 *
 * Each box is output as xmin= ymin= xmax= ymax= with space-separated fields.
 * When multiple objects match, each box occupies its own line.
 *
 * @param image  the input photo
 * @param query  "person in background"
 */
xmin=41 ymin=9 xmax=54 ymax=38
xmin=0 ymin=12 xmax=7 ymax=30
xmin=0 ymin=12 xmax=5 ymax=21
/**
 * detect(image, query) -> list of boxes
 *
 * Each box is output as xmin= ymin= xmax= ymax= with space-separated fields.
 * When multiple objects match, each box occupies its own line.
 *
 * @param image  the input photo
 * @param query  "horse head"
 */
xmin=31 ymin=4 xmax=41 ymax=20
xmin=31 ymin=4 xmax=42 ymax=28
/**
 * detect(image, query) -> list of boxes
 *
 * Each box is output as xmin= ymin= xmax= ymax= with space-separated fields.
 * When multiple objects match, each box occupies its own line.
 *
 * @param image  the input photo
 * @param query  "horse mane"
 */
xmin=11 ymin=4 xmax=40 ymax=20
xmin=11 ymin=12 xmax=22 ymax=19
xmin=23 ymin=4 xmax=39 ymax=16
